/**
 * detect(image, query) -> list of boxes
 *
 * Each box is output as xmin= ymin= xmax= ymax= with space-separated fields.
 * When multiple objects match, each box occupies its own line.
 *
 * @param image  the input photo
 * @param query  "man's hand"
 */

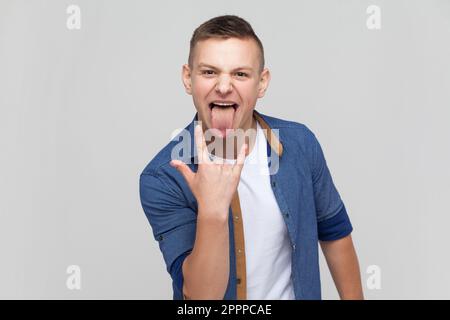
xmin=170 ymin=124 xmax=247 ymax=220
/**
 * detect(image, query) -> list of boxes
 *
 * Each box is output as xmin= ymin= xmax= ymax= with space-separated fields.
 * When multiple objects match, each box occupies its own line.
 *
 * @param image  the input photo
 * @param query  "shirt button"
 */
xmin=234 ymin=216 xmax=239 ymax=220
xmin=236 ymin=278 xmax=241 ymax=285
xmin=237 ymin=249 xmax=242 ymax=254
xmin=271 ymin=181 xmax=276 ymax=188
xmin=292 ymin=244 xmax=296 ymax=251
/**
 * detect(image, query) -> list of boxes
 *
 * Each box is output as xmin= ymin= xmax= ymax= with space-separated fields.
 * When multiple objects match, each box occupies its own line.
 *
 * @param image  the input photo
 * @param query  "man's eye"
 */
xmin=236 ymin=72 xmax=248 ymax=77
xmin=202 ymin=70 xmax=215 ymax=75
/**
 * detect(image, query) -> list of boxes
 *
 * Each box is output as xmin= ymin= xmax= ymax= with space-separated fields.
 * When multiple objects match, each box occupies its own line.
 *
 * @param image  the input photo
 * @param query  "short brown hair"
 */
xmin=188 ymin=15 xmax=265 ymax=71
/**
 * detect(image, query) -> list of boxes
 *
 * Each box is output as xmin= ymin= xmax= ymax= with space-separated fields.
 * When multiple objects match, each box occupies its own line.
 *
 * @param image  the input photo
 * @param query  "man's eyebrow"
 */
xmin=197 ymin=63 xmax=254 ymax=71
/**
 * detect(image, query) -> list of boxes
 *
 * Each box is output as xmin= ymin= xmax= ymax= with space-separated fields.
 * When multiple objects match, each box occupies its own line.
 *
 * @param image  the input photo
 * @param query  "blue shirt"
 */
xmin=139 ymin=110 xmax=353 ymax=300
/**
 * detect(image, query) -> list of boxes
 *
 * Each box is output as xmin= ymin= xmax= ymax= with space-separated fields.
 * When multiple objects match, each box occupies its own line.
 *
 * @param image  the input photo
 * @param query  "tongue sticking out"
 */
xmin=210 ymin=106 xmax=235 ymax=138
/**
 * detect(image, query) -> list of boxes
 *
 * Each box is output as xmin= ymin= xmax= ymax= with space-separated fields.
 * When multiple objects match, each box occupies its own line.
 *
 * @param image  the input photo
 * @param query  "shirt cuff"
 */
xmin=317 ymin=204 xmax=353 ymax=241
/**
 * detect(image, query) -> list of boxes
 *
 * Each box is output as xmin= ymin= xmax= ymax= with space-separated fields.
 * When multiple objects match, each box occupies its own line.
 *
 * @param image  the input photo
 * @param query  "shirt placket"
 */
xmin=229 ymin=111 xmax=297 ymax=300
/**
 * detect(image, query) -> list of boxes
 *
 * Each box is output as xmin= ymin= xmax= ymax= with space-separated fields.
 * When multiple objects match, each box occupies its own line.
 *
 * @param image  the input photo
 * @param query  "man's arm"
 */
xmin=182 ymin=211 xmax=229 ymax=300
xmin=171 ymin=124 xmax=248 ymax=300
xmin=320 ymin=234 xmax=364 ymax=299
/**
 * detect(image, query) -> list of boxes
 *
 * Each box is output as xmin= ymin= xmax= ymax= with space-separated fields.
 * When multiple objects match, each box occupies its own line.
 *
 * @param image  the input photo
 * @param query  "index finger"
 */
xmin=194 ymin=124 xmax=211 ymax=164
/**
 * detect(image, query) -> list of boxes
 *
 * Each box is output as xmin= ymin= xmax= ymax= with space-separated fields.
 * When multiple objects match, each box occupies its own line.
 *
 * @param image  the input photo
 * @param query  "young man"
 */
xmin=139 ymin=15 xmax=363 ymax=300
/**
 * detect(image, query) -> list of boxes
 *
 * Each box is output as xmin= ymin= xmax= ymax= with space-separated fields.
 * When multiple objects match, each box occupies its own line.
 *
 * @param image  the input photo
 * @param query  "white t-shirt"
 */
xmin=209 ymin=122 xmax=295 ymax=300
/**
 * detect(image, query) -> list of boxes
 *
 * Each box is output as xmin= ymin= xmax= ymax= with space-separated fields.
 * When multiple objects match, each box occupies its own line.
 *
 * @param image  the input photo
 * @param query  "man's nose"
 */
xmin=215 ymin=75 xmax=233 ymax=95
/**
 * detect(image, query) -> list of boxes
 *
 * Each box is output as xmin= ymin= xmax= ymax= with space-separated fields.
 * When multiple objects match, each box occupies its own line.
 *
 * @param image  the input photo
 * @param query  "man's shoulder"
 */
xmin=257 ymin=111 xmax=316 ymax=141
xmin=140 ymin=121 xmax=193 ymax=178
xmin=140 ymin=115 xmax=197 ymax=181
xmin=140 ymin=140 xmax=178 ymax=177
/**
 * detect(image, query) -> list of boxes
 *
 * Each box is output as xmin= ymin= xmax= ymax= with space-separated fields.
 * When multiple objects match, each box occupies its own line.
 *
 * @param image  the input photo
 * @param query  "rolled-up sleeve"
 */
xmin=309 ymin=131 xmax=353 ymax=241
xmin=139 ymin=172 xmax=197 ymax=299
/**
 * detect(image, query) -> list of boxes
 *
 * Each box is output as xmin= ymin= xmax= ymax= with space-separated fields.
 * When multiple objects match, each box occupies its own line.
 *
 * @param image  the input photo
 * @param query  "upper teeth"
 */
xmin=213 ymin=102 xmax=235 ymax=106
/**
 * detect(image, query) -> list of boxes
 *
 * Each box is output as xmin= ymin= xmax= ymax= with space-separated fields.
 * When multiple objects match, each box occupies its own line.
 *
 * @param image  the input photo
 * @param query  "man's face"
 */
xmin=182 ymin=37 xmax=270 ymax=139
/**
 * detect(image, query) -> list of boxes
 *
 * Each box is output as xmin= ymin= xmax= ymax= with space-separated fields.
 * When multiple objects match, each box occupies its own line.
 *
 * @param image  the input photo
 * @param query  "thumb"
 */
xmin=170 ymin=160 xmax=195 ymax=186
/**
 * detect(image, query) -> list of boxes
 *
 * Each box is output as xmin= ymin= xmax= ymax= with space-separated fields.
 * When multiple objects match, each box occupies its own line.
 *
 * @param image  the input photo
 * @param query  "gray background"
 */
xmin=1 ymin=0 xmax=449 ymax=299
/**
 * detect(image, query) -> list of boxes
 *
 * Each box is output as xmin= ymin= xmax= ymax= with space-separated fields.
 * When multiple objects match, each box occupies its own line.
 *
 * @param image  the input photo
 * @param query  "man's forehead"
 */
xmin=197 ymin=62 xmax=254 ymax=71
xmin=193 ymin=38 xmax=260 ymax=69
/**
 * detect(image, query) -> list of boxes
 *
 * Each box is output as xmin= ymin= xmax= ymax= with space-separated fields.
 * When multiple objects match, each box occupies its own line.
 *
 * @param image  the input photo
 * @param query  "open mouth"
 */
xmin=208 ymin=101 xmax=239 ymax=138
xmin=208 ymin=102 xmax=239 ymax=110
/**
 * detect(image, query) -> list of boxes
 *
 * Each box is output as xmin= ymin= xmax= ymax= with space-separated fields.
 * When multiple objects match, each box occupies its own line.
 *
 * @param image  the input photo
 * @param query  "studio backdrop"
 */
xmin=1 ymin=0 xmax=449 ymax=299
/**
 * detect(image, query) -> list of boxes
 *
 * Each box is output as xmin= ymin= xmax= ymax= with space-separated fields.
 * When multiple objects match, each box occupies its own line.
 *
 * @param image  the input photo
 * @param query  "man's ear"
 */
xmin=181 ymin=64 xmax=193 ymax=95
xmin=257 ymin=68 xmax=271 ymax=98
